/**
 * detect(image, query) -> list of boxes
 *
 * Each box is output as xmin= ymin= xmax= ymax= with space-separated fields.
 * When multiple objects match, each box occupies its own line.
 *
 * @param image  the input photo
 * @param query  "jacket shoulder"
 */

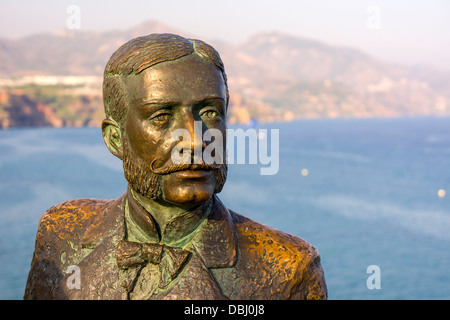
xmin=24 ymin=198 xmax=115 ymax=299
xmin=38 ymin=198 xmax=113 ymax=241
xmin=230 ymin=210 xmax=327 ymax=299
xmin=231 ymin=210 xmax=318 ymax=258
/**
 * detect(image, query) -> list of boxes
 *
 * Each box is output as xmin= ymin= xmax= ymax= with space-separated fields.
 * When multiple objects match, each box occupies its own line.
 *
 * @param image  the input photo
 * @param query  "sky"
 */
xmin=1 ymin=0 xmax=449 ymax=71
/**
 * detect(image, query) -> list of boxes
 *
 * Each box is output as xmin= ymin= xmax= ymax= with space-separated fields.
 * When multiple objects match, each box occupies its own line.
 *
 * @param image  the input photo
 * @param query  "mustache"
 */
xmin=149 ymin=159 xmax=222 ymax=175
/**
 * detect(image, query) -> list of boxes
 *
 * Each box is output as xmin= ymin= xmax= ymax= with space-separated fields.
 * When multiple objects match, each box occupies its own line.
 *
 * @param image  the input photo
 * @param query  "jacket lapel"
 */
xmin=188 ymin=195 xmax=238 ymax=269
xmin=143 ymin=196 xmax=238 ymax=300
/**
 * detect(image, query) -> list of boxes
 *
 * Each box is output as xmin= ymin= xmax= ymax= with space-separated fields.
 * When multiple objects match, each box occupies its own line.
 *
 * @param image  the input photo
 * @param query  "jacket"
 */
xmin=24 ymin=192 xmax=327 ymax=300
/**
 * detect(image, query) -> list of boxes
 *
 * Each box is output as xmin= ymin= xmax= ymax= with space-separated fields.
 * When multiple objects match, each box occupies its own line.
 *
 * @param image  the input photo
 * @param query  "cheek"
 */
xmin=125 ymin=119 xmax=172 ymax=160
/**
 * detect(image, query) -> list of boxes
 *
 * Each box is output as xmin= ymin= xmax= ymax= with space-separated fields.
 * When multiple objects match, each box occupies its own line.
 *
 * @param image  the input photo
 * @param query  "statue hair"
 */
xmin=102 ymin=33 xmax=229 ymax=128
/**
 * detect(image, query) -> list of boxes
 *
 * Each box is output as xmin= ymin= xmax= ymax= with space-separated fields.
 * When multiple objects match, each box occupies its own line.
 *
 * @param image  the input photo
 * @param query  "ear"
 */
xmin=102 ymin=119 xmax=123 ymax=159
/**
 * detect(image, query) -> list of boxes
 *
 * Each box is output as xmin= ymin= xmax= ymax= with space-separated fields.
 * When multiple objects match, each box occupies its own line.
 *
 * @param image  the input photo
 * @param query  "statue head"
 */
xmin=102 ymin=33 xmax=229 ymax=209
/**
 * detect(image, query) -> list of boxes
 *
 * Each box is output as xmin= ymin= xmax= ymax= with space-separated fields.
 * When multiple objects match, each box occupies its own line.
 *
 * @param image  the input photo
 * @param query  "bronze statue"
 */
xmin=24 ymin=33 xmax=327 ymax=300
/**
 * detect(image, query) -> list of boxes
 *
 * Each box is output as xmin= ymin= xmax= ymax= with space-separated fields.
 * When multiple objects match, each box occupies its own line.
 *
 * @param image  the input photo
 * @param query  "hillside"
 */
xmin=1 ymin=20 xmax=449 ymax=128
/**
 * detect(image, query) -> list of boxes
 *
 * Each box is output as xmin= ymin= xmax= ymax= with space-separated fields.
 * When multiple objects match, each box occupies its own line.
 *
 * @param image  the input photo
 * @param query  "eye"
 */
xmin=200 ymin=108 xmax=221 ymax=119
xmin=149 ymin=110 xmax=172 ymax=123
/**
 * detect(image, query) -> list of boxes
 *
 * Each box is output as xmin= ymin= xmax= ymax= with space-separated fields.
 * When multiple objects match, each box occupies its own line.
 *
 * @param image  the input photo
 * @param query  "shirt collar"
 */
xmin=82 ymin=188 xmax=237 ymax=269
xmin=125 ymin=186 xmax=212 ymax=247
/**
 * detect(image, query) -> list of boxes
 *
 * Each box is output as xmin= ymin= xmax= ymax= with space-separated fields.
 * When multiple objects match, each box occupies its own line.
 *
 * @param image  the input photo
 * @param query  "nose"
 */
xmin=176 ymin=111 xmax=205 ymax=161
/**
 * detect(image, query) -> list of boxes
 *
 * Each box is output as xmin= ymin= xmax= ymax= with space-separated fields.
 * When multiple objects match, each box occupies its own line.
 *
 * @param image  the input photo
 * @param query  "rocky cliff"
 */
xmin=1 ymin=20 xmax=449 ymax=128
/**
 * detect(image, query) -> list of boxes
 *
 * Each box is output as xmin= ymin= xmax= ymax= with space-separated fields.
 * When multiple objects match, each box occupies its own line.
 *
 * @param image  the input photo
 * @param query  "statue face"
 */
xmin=122 ymin=55 xmax=227 ymax=208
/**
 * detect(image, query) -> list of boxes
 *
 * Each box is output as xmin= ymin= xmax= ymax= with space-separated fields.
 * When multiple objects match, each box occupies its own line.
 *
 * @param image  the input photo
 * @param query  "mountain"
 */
xmin=1 ymin=20 xmax=449 ymax=128
xmin=0 ymin=20 xmax=189 ymax=77
xmin=222 ymin=31 xmax=450 ymax=120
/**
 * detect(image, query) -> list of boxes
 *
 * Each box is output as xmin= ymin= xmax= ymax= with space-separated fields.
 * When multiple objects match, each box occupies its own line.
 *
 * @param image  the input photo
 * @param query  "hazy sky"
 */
xmin=1 ymin=0 xmax=449 ymax=71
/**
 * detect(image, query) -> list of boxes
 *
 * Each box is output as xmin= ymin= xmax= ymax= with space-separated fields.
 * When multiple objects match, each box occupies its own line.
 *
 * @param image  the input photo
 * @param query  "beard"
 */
xmin=122 ymin=139 xmax=228 ymax=201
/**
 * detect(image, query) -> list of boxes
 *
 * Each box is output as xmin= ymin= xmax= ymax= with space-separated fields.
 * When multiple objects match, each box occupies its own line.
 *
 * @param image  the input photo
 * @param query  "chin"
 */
xmin=163 ymin=187 xmax=215 ymax=208
xmin=160 ymin=176 xmax=215 ymax=208
xmin=159 ymin=171 xmax=217 ymax=207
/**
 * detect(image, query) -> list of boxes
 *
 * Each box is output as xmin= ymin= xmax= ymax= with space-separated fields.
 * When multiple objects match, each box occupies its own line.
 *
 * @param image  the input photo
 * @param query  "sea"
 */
xmin=0 ymin=116 xmax=449 ymax=300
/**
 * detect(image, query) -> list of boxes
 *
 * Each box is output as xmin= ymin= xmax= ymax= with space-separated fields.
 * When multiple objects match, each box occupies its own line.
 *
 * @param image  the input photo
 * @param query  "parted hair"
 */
xmin=103 ymin=33 xmax=229 ymax=127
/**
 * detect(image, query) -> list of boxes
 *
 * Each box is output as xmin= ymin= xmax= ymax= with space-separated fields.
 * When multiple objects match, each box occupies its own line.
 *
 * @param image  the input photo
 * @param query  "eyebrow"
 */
xmin=141 ymin=96 xmax=225 ymax=106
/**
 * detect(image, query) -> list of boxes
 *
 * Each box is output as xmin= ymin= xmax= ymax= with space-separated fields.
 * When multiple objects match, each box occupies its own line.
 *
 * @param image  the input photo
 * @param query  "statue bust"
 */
xmin=24 ymin=33 xmax=327 ymax=300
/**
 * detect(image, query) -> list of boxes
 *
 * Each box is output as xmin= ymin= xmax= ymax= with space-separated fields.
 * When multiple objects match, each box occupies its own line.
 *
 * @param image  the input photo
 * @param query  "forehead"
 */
xmin=129 ymin=55 xmax=226 ymax=104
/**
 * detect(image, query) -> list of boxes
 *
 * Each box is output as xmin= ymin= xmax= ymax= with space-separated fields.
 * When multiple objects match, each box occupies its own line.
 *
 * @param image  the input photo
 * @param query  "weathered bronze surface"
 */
xmin=23 ymin=34 xmax=327 ymax=300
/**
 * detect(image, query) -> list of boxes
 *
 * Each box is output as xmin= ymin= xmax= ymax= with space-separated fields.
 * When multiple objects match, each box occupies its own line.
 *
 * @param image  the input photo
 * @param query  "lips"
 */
xmin=150 ymin=158 xmax=220 ymax=175
xmin=186 ymin=164 xmax=216 ymax=171
xmin=174 ymin=168 xmax=213 ymax=179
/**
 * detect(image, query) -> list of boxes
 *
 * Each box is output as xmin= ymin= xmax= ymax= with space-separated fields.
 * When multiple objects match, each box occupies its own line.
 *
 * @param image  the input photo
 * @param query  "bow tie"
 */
xmin=117 ymin=240 xmax=191 ymax=289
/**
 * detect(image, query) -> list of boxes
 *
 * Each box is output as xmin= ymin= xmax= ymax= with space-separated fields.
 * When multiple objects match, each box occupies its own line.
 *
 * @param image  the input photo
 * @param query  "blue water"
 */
xmin=1 ymin=117 xmax=449 ymax=300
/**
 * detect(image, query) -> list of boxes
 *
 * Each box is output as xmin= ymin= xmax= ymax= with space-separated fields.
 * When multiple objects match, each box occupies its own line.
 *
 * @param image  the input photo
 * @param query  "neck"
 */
xmin=129 ymin=186 xmax=194 ymax=234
